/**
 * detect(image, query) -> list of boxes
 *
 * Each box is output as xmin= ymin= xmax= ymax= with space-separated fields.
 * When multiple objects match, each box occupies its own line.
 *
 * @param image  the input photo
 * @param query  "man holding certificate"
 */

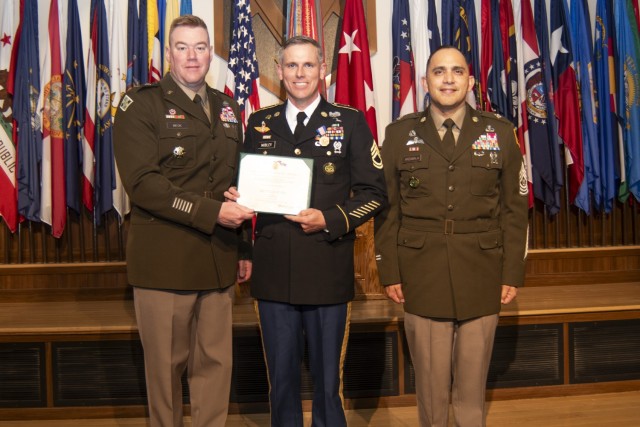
xmin=233 ymin=35 xmax=386 ymax=426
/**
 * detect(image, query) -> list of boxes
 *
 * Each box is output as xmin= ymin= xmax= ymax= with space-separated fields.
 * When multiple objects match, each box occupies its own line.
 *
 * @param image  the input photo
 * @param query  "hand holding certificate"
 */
xmin=237 ymin=154 xmax=314 ymax=215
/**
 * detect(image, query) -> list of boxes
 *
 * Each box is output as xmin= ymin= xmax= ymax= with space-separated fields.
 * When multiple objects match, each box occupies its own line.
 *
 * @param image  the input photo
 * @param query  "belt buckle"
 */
xmin=444 ymin=219 xmax=454 ymax=235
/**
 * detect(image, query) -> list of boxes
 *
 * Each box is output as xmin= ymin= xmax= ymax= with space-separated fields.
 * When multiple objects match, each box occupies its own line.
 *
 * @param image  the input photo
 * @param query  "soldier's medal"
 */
xmin=409 ymin=176 xmax=420 ymax=188
xmin=315 ymin=126 xmax=330 ymax=147
xmin=323 ymin=162 xmax=336 ymax=175
xmin=173 ymin=146 xmax=186 ymax=158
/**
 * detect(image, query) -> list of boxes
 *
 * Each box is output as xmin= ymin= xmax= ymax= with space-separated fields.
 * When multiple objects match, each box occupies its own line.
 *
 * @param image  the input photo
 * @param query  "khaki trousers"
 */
xmin=405 ymin=312 xmax=499 ymax=427
xmin=134 ymin=286 xmax=234 ymax=427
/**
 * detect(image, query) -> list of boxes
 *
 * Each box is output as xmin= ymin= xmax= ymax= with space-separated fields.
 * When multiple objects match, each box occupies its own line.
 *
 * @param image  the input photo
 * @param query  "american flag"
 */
xmin=225 ymin=0 xmax=261 ymax=128
xmin=391 ymin=0 xmax=416 ymax=121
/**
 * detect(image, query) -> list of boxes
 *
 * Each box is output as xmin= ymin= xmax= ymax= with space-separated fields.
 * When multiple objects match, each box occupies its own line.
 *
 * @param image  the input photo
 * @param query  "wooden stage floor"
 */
xmin=0 ymin=391 xmax=638 ymax=426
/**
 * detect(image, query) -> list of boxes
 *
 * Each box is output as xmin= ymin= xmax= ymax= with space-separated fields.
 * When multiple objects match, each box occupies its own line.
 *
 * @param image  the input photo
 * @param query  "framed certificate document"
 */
xmin=237 ymin=154 xmax=314 ymax=215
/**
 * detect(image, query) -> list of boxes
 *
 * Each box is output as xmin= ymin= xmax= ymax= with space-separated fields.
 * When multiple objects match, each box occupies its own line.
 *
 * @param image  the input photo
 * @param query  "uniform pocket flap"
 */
xmin=478 ymin=230 xmax=503 ymax=249
xmin=397 ymin=228 xmax=426 ymax=249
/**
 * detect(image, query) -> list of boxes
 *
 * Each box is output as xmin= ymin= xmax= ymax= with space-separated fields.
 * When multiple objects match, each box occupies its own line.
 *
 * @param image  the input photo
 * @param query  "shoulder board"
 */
xmin=211 ymin=88 xmax=233 ymax=102
xmin=387 ymin=112 xmax=423 ymax=127
xmin=330 ymin=102 xmax=360 ymax=112
xmin=253 ymin=103 xmax=284 ymax=113
xmin=127 ymin=83 xmax=159 ymax=95
xmin=397 ymin=111 xmax=423 ymax=122
xmin=476 ymin=109 xmax=514 ymax=126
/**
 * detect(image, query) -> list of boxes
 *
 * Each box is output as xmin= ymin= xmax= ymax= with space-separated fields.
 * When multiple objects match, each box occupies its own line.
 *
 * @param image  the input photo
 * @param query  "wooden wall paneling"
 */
xmin=213 ymin=0 xmax=377 ymax=101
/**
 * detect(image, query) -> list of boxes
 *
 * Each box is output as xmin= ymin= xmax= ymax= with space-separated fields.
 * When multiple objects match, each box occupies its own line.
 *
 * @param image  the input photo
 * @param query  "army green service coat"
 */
xmin=375 ymin=105 xmax=528 ymax=320
xmin=113 ymin=75 xmax=250 ymax=291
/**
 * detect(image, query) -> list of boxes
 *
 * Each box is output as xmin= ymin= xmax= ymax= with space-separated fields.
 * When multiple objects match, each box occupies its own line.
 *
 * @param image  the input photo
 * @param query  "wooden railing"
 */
xmin=2 ymin=197 xmax=638 ymax=265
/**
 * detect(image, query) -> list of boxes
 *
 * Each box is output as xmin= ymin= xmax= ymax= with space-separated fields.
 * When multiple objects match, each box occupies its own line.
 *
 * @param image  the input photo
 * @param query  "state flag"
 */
xmin=335 ymin=0 xmax=378 ymax=142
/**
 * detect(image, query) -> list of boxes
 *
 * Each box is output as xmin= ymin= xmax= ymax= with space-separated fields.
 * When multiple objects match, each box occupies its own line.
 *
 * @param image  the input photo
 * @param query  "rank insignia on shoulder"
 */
xmin=119 ymin=95 xmax=134 ymax=111
xmin=255 ymin=121 xmax=270 ymax=133
xmin=371 ymin=141 xmax=383 ymax=170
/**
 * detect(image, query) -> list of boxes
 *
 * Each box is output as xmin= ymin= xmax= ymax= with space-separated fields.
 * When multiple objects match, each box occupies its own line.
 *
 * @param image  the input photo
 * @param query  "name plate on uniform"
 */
xmin=237 ymin=154 xmax=314 ymax=215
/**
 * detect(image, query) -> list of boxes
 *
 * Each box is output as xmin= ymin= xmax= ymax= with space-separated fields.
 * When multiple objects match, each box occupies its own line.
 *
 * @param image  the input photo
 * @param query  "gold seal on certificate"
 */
xmin=236 ymin=154 xmax=314 ymax=215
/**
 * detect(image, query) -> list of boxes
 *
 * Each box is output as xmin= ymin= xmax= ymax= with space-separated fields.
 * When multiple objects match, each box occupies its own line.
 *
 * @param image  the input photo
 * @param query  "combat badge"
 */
xmin=406 ymin=130 xmax=424 ymax=145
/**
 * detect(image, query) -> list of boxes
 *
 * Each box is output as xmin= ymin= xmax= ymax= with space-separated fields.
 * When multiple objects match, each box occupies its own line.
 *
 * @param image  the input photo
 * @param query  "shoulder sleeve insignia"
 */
xmin=119 ymin=94 xmax=134 ymax=111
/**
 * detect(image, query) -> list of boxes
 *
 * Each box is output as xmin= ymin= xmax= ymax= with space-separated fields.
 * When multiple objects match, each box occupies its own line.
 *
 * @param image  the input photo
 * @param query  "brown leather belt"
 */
xmin=402 ymin=217 xmax=500 ymax=235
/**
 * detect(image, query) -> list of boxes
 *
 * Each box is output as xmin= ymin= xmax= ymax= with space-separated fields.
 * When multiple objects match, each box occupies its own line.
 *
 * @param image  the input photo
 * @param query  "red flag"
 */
xmin=0 ymin=0 xmax=18 ymax=232
xmin=287 ymin=0 xmax=323 ymax=42
xmin=335 ymin=0 xmax=378 ymax=142
xmin=550 ymin=0 xmax=584 ymax=204
xmin=286 ymin=0 xmax=326 ymax=95
xmin=41 ymin=0 xmax=66 ymax=237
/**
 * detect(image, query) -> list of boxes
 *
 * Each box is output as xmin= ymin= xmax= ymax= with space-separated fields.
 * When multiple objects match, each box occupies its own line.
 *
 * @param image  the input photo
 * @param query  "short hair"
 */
xmin=168 ymin=15 xmax=209 ymax=44
xmin=425 ymin=45 xmax=468 ymax=72
xmin=278 ymin=35 xmax=324 ymax=65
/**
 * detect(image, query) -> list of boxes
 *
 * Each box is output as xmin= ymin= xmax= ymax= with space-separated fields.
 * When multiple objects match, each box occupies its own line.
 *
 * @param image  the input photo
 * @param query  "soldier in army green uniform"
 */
xmin=375 ymin=46 xmax=529 ymax=427
xmin=113 ymin=15 xmax=254 ymax=427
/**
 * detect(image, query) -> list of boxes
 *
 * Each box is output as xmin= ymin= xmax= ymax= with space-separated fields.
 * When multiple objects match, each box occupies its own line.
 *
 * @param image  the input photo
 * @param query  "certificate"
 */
xmin=237 ymin=154 xmax=314 ymax=215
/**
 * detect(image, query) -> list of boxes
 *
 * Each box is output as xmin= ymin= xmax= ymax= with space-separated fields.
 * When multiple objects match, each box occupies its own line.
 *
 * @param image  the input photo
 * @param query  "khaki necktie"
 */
xmin=193 ymin=94 xmax=210 ymax=121
xmin=442 ymin=118 xmax=456 ymax=158
xmin=294 ymin=111 xmax=307 ymax=141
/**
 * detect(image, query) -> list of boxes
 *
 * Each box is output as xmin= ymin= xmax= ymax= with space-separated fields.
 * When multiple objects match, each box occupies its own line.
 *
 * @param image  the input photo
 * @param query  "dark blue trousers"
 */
xmin=256 ymin=300 xmax=350 ymax=427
